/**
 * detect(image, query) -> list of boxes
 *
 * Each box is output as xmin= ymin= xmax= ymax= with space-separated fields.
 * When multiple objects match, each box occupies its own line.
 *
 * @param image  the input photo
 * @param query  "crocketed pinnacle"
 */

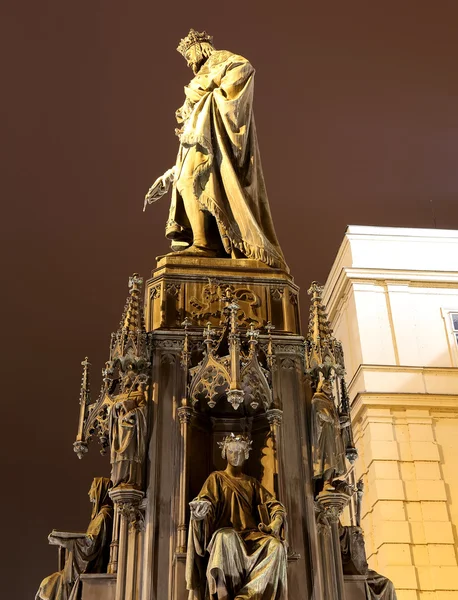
xmin=120 ymin=273 xmax=146 ymax=334
xmin=305 ymin=282 xmax=338 ymax=375
xmin=110 ymin=273 xmax=148 ymax=364
xmin=307 ymin=282 xmax=333 ymax=346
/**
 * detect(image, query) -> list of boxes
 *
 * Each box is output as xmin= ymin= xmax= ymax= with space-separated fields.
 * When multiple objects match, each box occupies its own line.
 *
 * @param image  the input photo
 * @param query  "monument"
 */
xmin=36 ymin=29 xmax=396 ymax=600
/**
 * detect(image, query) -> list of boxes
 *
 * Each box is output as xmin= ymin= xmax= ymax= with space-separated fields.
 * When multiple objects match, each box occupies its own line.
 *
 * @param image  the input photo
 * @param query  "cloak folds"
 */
xmin=167 ymin=49 xmax=288 ymax=271
xmin=109 ymin=391 xmax=148 ymax=488
xmin=36 ymin=478 xmax=113 ymax=600
xmin=186 ymin=470 xmax=287 ymax=600
xmin=311 ymin=390 xmax=346 ymax=481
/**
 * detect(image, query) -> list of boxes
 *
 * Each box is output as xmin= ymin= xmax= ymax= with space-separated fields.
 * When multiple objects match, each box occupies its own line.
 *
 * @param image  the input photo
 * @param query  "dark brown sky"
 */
xmin=2 ymin=1 xmax=458 ymax=597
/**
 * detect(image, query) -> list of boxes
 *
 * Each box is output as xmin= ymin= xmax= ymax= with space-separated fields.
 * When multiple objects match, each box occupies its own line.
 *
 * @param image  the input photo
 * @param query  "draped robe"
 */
xmin=186 ymin=470 xmax=287 ymax=600
xmin=311 ymin=389 xmax=346 ymax=482
xmin=36 ymin=478 xmax=113 ymax=600
xmin=167 ymin=49 xmax=288 ymax=271
xmin=109 ymin=390 xmax=147 ymax=489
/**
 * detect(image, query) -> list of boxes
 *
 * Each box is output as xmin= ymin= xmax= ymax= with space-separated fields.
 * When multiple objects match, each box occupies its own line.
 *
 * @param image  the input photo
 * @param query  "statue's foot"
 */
xmin=171 ymin=245 xmax=218 ymax=258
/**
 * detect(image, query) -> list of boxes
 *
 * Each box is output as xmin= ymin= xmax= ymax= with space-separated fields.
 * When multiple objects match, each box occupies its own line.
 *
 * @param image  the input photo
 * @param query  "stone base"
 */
xmin=344 ymin=575 xmax=369 ymax=600
xmin=80 ymin=573 xmax=116 ymax=600
xmin=146 ymin=255 xmax=300 ymax=333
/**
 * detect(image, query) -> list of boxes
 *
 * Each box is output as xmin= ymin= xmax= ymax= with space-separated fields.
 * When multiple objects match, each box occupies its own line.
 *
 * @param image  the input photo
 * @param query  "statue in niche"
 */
xmin=311 ymin=378 xmax=347 ymax=493
xmin=144 ymin=29 xmax=287 ymax=271
xmin=36 ymin=477 xmax=113 ymax=600
xmin=186 ymin=433 xmax=287 ymax=600
xmin=109 ymin=372 xmax=148 ymax=489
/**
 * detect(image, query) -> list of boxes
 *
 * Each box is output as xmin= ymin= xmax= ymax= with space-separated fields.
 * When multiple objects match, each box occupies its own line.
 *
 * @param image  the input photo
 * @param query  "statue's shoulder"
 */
xmin=212 ymin=471 xmax=257 ymax=484
xmin=207 ymin=50 xmax=251 ymax=69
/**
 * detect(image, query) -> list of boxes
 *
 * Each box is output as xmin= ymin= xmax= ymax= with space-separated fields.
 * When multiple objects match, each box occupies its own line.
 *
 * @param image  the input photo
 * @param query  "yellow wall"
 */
xmin=323 ymin=226 xmax=458 ymax=599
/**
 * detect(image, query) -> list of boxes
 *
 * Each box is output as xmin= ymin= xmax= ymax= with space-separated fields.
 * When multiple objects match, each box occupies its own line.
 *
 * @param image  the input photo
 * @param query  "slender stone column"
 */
xmin=266 ymin=408 xmax=284 ymax=501
xmin=110 ymin=487 xmax=145 ymax=600
xmin=316 ymin=491 xmax=351 ymax=600
xmin=108 ymin=503 xmax=121 ymax=574
xmin=176 ymin=406 xmax=192 ymax=553
xmin=315 ymin=506 xmax=335 ymax=600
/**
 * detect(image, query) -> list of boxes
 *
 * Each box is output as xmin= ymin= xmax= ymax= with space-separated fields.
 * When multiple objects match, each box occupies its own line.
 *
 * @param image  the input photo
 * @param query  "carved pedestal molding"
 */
xmin=316 ymin=491 xmax=351 ymax=600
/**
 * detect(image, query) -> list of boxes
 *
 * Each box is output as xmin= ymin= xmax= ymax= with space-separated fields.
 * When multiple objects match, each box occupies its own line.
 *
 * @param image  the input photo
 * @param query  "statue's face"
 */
xmin=185 ymin=45 xmax=204 ymax=75
xmin=225 ymin=442 xmax=247 ymax=467
xmin=321 ymin=379 xmax=333 ymax=396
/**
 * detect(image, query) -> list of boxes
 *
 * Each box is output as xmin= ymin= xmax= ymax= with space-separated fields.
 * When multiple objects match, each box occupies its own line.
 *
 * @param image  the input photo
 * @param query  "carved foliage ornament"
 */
xmin=189 ymin=281 xmax=261 ymax=328
xmin=183 ymin=289 xmax=274 ymax=413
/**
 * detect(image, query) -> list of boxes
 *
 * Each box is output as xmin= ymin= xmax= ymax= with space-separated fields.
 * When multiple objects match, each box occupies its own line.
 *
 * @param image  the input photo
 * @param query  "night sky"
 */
xmin=2 ymin=2 xmax=458 ymax=597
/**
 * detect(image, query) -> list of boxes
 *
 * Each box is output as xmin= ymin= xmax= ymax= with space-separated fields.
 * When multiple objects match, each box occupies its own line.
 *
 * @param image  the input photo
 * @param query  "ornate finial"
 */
xmin=247 ymin=323 xmax=259 ymax=342
xmin=307 ymin=282 xmax=333 ymax=346
xmin=121 ymin=273 xmax=144 ymax=333
xmin=181 ymin=317 xmax=192 ymax=368
xmin=79 ymin=357 xmax=91 ymax=403
xmin=182 ymin=317 xmax=192 ymax=330
xmin=265 ymin=321 xmax=275 ymax=334
xmin=305 ymin=281 xmax=341 ymax=380
xmin=177 ymin=28 xmax=214 ymax=57
xmin=265 ymin=321 xmax=276 ymax=370
xmin=74 ymin=357 xmax=91 ymax=459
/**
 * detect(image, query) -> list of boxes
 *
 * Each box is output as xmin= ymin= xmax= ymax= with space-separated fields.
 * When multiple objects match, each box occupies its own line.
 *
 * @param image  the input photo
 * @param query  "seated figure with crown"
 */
xmin=185 ymin=433 xmax=287 ymax=600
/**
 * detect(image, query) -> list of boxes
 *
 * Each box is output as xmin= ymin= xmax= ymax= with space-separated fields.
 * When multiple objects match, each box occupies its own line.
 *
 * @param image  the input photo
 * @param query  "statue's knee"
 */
xmin=268 ymin=537 xmax=282 ymax=553
xmin=216 ymin=528 xmax=238 ymax=544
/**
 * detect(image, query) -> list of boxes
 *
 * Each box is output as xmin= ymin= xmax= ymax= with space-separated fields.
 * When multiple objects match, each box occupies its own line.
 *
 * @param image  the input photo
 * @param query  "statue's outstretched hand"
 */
xmin=48 ymin=533 xmax=68 ymax=548
xmin=189 ymin=500 xmax=211 ymax=521
xmin=143 ymin=166 xmax=176 ymax=211
xmin=258 ymin=515 xmax=282 ymax=538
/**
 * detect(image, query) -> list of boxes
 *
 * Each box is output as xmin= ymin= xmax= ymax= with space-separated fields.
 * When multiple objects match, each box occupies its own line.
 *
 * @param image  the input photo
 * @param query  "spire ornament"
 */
xmin=73 ymin=274 xmax=151 ymax=466
xmin=306 ymin=282 xmax=358 ymax=466
xmin=182 ymin=288 xmax=273 ymax=413
xmin=305 ymin=282 xmax=344 ymax=382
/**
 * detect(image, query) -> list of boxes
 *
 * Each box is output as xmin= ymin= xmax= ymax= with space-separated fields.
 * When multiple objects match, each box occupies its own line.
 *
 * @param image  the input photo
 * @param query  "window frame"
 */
xmin=441 ymin=308 xmax=458 ymax=367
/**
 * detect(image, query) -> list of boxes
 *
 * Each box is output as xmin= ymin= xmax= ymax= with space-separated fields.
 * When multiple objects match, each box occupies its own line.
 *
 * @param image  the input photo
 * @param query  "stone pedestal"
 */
xmin=109 ymin=487 xmax=145 ymax=600
xmin=316 ymin=490 xmax=352 ymax=600
xmin=81 ymin=574 xmax=117 ymax=600
xmin=344 ymin=575 xmax=369 ymax=600
xmin=139 ymin=257 xmax=321 ymax=600
xmin=145 ymin=256 xmax=301 ymax=334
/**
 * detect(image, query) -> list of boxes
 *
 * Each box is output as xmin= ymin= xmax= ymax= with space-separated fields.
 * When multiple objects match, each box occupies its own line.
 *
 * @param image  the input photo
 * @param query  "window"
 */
xmin=452 ymin=312 xmax=458 ymax=346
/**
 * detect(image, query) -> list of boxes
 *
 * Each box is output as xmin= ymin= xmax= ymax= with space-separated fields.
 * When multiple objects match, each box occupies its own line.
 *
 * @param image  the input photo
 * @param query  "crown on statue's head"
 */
xmin=177 ymin=28 xmax=214 ymax=57
xmin=218 ymin=432 xmax=252 ymax=458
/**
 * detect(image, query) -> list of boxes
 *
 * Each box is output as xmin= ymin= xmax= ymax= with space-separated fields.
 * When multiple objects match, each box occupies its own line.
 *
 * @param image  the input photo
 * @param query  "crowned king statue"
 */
xmin=144 ymin=29 xmax=288 ymax=271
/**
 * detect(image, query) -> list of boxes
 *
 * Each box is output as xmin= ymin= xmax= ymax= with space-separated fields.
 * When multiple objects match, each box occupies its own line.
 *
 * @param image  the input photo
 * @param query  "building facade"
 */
xmin=323 ymin=226 xmax=458 ymax=600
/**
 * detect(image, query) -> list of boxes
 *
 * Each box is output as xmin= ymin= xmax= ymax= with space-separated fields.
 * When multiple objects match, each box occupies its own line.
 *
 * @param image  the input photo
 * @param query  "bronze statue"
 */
xmin=36 ymin=477 xmax=113 ymax=600
xmin=144 ymin=29 xmax=287 ymax=271
xmin=186 ymin=433 xmax=287 ymax=600
xmin=109 ymin=375 xmax=148 ymax=489
xmin=311 ymin=378 xmax=347 ymax=493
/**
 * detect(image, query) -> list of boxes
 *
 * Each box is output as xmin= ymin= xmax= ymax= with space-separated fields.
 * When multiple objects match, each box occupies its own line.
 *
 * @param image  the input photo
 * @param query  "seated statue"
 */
xmin=186 ymin=433 xmax=287 ymax=600
xmin=36 ymin=477 xmax=113 ymax=600
xmin=339 ymin=524 xmax=397 ymax=599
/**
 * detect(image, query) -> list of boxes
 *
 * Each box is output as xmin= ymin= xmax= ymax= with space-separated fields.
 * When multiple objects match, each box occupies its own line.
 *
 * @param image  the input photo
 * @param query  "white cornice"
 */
xmin=324 ymin=267 xmax=458 ymax=324
xmin=351 ymin=392 xmax=458 ymax=422
xmin=346 ymin=225 xmax=458 ymax=239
